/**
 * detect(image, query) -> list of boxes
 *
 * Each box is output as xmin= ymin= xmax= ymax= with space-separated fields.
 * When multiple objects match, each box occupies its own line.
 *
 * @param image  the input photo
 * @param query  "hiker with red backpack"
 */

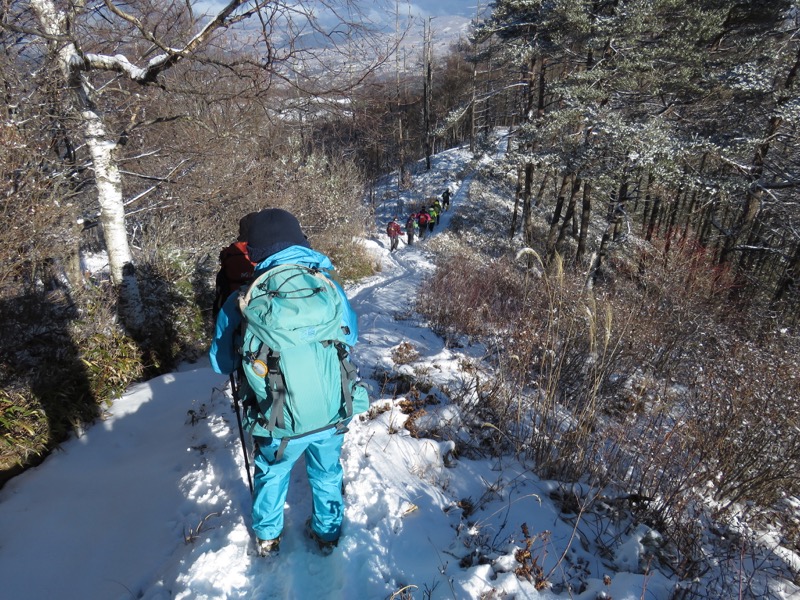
xmin=417 ymin=209 xmax=431 ymax=239
xmin=212 ymin=212 xmax=257 ymax=319
xmin=210 ymin=208 xmax=368 ymax=558
xmin=386 ymin=217 xmax=402 ymax=252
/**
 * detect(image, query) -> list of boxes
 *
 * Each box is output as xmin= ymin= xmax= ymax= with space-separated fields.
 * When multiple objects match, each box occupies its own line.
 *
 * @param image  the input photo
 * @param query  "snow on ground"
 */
xmin=0 ymin=139 xmax=712 ymax=600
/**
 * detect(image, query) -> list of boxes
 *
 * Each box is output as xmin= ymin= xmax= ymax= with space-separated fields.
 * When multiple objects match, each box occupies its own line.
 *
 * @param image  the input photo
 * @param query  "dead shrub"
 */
xmin=373 ymin=368 xmax=417 ymax=397
xmin=391 ymin=341 xmax=420 ymax=365
xmin=514 ymin=523 xmax=549 ymax=590
xmin=417 ymin=244 xmax=525 ymax=338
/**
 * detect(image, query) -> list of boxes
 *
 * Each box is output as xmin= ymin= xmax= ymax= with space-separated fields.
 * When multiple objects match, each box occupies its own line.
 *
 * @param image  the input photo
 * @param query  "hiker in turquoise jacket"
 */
xmin=210 ymin=208 xmax=360 ymax=556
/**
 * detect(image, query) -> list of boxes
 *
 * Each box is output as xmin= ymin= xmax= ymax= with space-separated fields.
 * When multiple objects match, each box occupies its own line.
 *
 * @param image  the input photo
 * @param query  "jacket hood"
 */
xmin=253 ymin=245 xmax=334 ymax=273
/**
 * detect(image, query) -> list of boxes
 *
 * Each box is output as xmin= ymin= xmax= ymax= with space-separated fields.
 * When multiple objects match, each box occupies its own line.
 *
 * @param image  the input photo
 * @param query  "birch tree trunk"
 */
xmin=31 ymin=0 xmax=145 ymax=329
xmin=23 ymin=0 xmax=278 ymax=331
xmin=84 ymin=113 xmax=145 ymax=329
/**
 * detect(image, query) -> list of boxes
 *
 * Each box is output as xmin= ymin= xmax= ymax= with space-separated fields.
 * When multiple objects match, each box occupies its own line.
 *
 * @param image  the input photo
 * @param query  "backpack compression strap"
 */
xmin=334 ymin=342 xmax=357 ymax=419
xmin=271 ymin=419 xmax=349 ymax=463
xmin=265 ymin=351 xmax=286 ymax=432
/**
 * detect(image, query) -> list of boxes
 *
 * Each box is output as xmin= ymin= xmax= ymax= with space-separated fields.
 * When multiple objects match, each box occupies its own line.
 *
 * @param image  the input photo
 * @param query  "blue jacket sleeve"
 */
xmin=209 ymin=292 xmax=242 ymax=375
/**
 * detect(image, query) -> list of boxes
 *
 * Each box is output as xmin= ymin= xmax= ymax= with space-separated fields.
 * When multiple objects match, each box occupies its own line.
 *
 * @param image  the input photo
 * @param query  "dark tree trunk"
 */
xmin=663 ymin=187 xmax=685 ymax=264
xmin=535 ymin=170 xmax=551 ymax=208
xmin=645 ymin=195 xmax=661 ymax=243
xmin=577 ymin=181 xmax=592 ymax=264
xmin=772 ymin=243 xmax=800 ymax=307
xmin=510 ymin=165 xmax=523 ymax=239
xmin=552 ymin=176 xmax=581 ymax=255
xmin=423 ymin=18 xmax=433 ymax=170
xmin=523 ymin=162 xmax=535 ymax=246
xmin=698 ymin=201 xmax=714 ymax=247
xmin=545 ymin=195 xmax=566 ymax=253
xmin=612 ymin=176 xmax=628 ymax=241
xmin=589 ymin=223 xmax=613 ymax=288
xmin=555 ymin=193 xmax=577 ymax=250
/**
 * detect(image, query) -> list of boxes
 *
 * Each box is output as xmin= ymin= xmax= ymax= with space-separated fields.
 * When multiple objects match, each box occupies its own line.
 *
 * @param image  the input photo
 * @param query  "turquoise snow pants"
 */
xmin=251 ymin=431 xmax=345 ymax=543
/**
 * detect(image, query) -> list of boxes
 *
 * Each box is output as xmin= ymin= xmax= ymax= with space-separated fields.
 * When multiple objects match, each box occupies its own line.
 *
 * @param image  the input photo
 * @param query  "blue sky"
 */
xmin=198 ymin=1 xmax=481 ymax=21
xmin=406 ymin=0 xmax=481 ymax=18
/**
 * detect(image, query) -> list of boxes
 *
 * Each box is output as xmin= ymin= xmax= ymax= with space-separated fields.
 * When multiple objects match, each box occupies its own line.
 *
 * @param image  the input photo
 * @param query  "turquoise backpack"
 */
xmin=238 ymin=263 xmax=369 ymax=458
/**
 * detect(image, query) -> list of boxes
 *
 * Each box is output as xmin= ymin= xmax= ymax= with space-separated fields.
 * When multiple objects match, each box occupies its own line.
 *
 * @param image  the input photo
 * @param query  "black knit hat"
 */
xmin=237 ymin=212 xmax=258 ymax=242
xmin=246 ymin=208 xmax=310 ymax=263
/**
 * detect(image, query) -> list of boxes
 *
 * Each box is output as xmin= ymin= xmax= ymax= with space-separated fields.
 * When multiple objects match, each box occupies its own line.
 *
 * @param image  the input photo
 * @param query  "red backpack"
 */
xmin=418 ymin=212 xmax=431 ymax=226
xmin=213 ymin=241 xmax=255 ymax=317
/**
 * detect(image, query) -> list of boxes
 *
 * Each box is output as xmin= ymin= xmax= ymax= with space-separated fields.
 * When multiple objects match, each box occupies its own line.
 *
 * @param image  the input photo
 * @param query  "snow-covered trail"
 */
xmin=348 ymin=135 xmax=496 ymax=376
xmin=0 ymin=138 xmax=684 ymax=600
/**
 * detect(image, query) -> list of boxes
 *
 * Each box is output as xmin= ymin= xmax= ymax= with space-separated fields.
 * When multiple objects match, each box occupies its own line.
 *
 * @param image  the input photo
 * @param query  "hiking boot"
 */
xmin=305 ymin=518 xmax=338 ymax=555
xmin=256 ymin=537 xmax=280 ymax=557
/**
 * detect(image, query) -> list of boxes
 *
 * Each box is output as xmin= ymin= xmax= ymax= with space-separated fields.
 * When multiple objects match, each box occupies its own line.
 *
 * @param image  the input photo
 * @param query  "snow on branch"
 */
xmin=97 ymin=0 xmax=260 ymax=83
xmin=81 ymin=53 xmax=149 ymax=81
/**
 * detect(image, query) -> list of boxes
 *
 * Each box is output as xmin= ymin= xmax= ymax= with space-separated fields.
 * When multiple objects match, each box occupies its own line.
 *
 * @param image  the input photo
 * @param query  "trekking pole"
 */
xmin=229 ymin=373 xmax=254 ymax=495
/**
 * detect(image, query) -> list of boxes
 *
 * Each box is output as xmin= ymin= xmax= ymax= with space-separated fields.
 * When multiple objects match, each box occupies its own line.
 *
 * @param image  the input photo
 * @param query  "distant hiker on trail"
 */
xmin=212 ymin=212 xmax=257 ymax=319
xmin=427 ymin=206 xmax=438 ymax=233
xmin=406 ymin=214 xmax=419 ymax=246
xmin=417 ymin=209 xmax=431 ymax=239
xmin=386 ymin=217 xmax=402 ymax=252
xmin=442 ymin=188 xmax=451 ymax=211
xmin=432 ymin=200 xmax=442 ymax=225
xmin=210 ymin=208 xmax=368 ymax=558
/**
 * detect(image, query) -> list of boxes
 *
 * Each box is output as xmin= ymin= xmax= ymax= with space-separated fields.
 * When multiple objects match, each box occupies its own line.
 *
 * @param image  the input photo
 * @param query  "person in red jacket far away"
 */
xmin=386 ymin=217 xmax=403 ymax=252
